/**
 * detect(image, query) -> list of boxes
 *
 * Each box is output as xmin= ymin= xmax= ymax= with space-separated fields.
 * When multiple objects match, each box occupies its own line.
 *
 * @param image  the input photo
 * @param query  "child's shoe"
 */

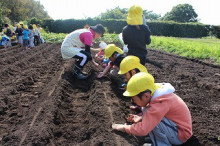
xmin=119 ymin=82 xmax=127 ymax=90
xmin=73 ymin=65 xmax=88 ymax=80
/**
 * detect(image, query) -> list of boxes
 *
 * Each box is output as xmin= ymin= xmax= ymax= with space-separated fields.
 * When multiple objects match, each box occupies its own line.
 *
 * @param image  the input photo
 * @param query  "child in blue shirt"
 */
xmin=0 ymin=35 xmax=10 ymax=48
xmin=22 ymin=25 xmax=30 ymax=51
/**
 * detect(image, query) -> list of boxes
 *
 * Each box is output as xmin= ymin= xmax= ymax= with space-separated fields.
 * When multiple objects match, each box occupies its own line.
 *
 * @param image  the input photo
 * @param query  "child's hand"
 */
xmin=127 ymin=114 xmax=142 ymax=123
xmin=97 ymin=72 xmax=104 ymax=78
xmin=112 ymin=124 xmax=126 ymax=132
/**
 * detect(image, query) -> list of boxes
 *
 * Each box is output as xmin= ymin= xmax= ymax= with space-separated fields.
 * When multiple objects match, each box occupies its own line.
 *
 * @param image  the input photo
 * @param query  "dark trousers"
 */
xmin=73 ymin=50 xmax=92 ymax=68
xmin=34 ymin=35 xmax=40 ymax=46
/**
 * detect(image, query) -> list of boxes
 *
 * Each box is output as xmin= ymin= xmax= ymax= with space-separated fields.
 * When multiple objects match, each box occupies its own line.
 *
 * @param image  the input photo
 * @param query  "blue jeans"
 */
xmin=149 ymin=117 xmax=183 ymax=146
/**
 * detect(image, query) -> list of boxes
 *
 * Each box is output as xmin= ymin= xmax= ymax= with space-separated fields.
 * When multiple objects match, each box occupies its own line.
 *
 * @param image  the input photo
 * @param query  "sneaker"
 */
xmin=144 ymin=136 xmax=152 ymax=143
xmin=119 ymin=82 xmax=127 ymax=90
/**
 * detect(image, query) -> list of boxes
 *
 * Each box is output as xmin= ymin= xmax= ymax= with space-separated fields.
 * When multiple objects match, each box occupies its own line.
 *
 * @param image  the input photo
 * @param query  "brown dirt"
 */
xmin=0 ymin=43 xmax=219 ymax=146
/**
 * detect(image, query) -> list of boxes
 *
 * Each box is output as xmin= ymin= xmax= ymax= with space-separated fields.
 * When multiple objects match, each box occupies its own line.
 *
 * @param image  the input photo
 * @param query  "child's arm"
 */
xmin=97 ymin=63 xmax=112 ymax=78
xmin=90 ymin=47 xmax=101 ymax=53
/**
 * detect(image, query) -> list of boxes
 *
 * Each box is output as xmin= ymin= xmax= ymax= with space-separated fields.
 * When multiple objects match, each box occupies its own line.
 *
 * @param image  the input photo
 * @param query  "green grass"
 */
xmin=149 ymin=36 xmax=220 ymax=64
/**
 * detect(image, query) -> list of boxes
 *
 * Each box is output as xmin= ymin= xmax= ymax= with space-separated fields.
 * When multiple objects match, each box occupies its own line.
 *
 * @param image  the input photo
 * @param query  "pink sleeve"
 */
xmin=79 ymin=32 xmax=93 ymax=46
xmin=125 ymin=102 xmax=169 ymax=136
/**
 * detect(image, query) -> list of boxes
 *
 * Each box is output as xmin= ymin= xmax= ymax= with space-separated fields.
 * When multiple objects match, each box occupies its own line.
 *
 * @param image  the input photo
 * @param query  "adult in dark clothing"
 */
xmin=4 ymin=24 xmax=12 ymax=37
xmin=122 ymin=5 xmax=151 ymax=65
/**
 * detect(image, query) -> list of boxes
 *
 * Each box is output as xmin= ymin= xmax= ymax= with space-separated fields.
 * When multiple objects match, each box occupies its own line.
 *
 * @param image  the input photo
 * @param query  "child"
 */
xmin=95 ymin=41 xmax=109 ymax=68
xmin=33 ymin=24 xmax=40 ymax=46
xmin=16 ymin=23 xmax=23 ymax=47
xmin=61 ymin=24 xmax=105 ymax=79
xmin=112 ymin=72 xmax=192 ymax=146
xmin=0 ymin=35 xmax=10 ymax=48
xmin=22 ymin=25 xmax=29 ymax=51
xmin=28 ymin=24 xmax=35 ymax=48
xmin=97 ymin=44 xmax=125 ymax=78
xmin=122 ymin=5 xmax=151 ymax=65
xmin=3 ymin=24 xmax=12 ymax=47
xmin=118 ymin=55 xmax=148 ymax=90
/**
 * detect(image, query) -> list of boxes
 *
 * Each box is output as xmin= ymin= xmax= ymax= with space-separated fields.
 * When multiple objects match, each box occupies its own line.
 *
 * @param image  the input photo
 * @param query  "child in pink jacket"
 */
xmin=112 ymin=72 xmax=192 ymax=145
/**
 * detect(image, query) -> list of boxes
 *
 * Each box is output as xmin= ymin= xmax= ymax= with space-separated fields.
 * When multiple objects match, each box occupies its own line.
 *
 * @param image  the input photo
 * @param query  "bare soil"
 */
xmin=0 ymin=43 xmax=219 ymax=146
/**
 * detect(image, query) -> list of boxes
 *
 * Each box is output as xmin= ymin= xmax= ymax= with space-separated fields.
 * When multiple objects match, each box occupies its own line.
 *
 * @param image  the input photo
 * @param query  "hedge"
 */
xmin=213 ymin=25 xmax=220 ymax=39
xmin=42 ymin=19 xmax=209 ymax=38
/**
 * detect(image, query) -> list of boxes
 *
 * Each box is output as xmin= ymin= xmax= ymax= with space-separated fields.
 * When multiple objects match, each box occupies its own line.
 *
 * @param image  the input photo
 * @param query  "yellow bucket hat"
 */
xmin=123 ymin=72 xmax=160 ymax=97
xmin=104 ymin=44 xmax=123 ymax=58
xmin=127 ymin=5 xmax=143 ymax=25
xmin=118 ymin=56 xmax=148 ymax=74
xmin=33 ymin=24 xmax=37 ymax=29
xmin=23 ymin=25 xmax=28 ymax=29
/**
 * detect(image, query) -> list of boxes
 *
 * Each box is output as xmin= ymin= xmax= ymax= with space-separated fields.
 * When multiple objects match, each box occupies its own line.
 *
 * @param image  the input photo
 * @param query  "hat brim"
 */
xmin=123 ymin=91 xmax=137 ymax=97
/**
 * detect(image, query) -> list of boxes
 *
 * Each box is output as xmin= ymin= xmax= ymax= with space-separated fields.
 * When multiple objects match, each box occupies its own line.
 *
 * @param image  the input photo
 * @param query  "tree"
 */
xmin=0 ymin=0 xmax=50 ymax=22
xmin=97 ymin=7 xmax=127 ymax=19
xmin=143 ymin=10 xmax=161 ymax=21
xmin=163 ymin=4 xmax=198 ymax=23
xmin=96 ymin=7 xmax=160 ymax=21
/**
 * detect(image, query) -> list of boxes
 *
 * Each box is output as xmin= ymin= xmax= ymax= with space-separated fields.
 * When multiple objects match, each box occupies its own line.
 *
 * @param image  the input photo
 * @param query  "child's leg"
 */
xmin=74 ymin=50 xmax=92 ymax=68
xmin=148 ymin=117 xmax=183 ymax=146
xmin=72 ymin=50 xmax=92 ymax=79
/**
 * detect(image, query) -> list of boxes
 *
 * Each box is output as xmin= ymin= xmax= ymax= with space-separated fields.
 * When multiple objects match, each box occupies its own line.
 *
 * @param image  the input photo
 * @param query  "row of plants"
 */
xmin=42 ymin=32 xmax=220 ymax=64
xmin=149 ymin=36 xmax=220 ymax=64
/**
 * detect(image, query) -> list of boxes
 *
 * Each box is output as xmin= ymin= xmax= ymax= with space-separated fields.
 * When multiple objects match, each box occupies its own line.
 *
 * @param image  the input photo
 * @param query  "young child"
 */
xmin=28 ymin=24 xmax=35 ymax=48
xmin=118 ymin=55 xmax=148 ymax=90
xmin=95 ymin=41 xmax=109 ymax=68
xmin=16 ymin=23 xmax=23 ymax=47
xmin=3 ymin=24 xmax=12 ymax=47
xmin=0 ymin=35 xmax=10 ymax=48
xmin=61 ymin=24 xmax=105 ymax=79
xmin=112 ymin=72 xmax=193 ymax=146
xmin=33 ymin=24 xmax=40 ymax=46
xmin=97 ymin=44 xmax=125 ymax=78
xmin=122 ymin=5 xmax=151 ymax=65
xmin=22 ymin=25 xmax=29 ymax=51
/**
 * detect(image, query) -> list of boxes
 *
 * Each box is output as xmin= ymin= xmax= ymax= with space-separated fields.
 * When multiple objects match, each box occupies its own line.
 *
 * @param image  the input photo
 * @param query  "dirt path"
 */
xmin=0 ymin=43 xmax=219 ymax=146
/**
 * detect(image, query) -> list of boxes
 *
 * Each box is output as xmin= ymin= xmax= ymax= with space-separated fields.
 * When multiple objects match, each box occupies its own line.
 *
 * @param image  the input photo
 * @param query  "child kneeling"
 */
xmin=112 ymin=72 xmax=192 ymax=145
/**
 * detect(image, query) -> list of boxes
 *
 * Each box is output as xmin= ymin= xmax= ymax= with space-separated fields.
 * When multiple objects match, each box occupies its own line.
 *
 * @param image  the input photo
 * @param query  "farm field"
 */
xmin=0 ymin=43 xmax=219 ymax=145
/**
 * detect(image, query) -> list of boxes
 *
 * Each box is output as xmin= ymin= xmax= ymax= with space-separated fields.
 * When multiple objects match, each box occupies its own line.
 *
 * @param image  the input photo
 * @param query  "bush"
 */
xmin=213 ymin=25 xmax=220 ymax=39
xmin=42 ymin=19 xmax=209 ymax=38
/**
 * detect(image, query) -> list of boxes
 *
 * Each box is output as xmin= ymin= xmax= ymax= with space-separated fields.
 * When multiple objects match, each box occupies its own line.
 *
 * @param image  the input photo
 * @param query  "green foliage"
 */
xmin=41 ymin=32 xmax=67 ymax=43
xmin=148 ymin=21 xmax=208 ymax=38
xmin=143 ymin=10 xmax=161 ymax=21
xmin=96 ymin=6 xmax=160 ymax=21
xmin=0 ymin=0 xmax=50 ymax=22
xmin=163 ymin=4 xmax=198 ymax=23
xmin=42 ymin=19 xmax=209 ymax=38
xmin=149 ymin=36 xmax=220 ymax=64
xmin=98 ymin=33 xmax=119 ymax=43
xmin=213 ymin=25 xmax=220 ymax=39
xmin=97 ymin=7 xmax=127 ymax=19
xmin=28 ymin=17 xmax=42 ymax=25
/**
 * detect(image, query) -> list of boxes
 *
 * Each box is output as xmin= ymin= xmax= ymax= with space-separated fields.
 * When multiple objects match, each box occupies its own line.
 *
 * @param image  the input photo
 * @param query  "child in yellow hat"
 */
xmin=122 ymin=5 xmax=151 ymax=65
xmin=97 ymin=44 xmax=125 ymax=78
xmin=22 ymin=25 xmax=30 ymax=51
xmin=112 ymin=72 xmax=192 ymax=146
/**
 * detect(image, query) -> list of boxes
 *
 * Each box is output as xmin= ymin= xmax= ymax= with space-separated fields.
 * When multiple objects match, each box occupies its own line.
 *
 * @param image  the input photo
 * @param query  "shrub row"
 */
xmin=41 ymin=19 xmax=210 ymax=38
